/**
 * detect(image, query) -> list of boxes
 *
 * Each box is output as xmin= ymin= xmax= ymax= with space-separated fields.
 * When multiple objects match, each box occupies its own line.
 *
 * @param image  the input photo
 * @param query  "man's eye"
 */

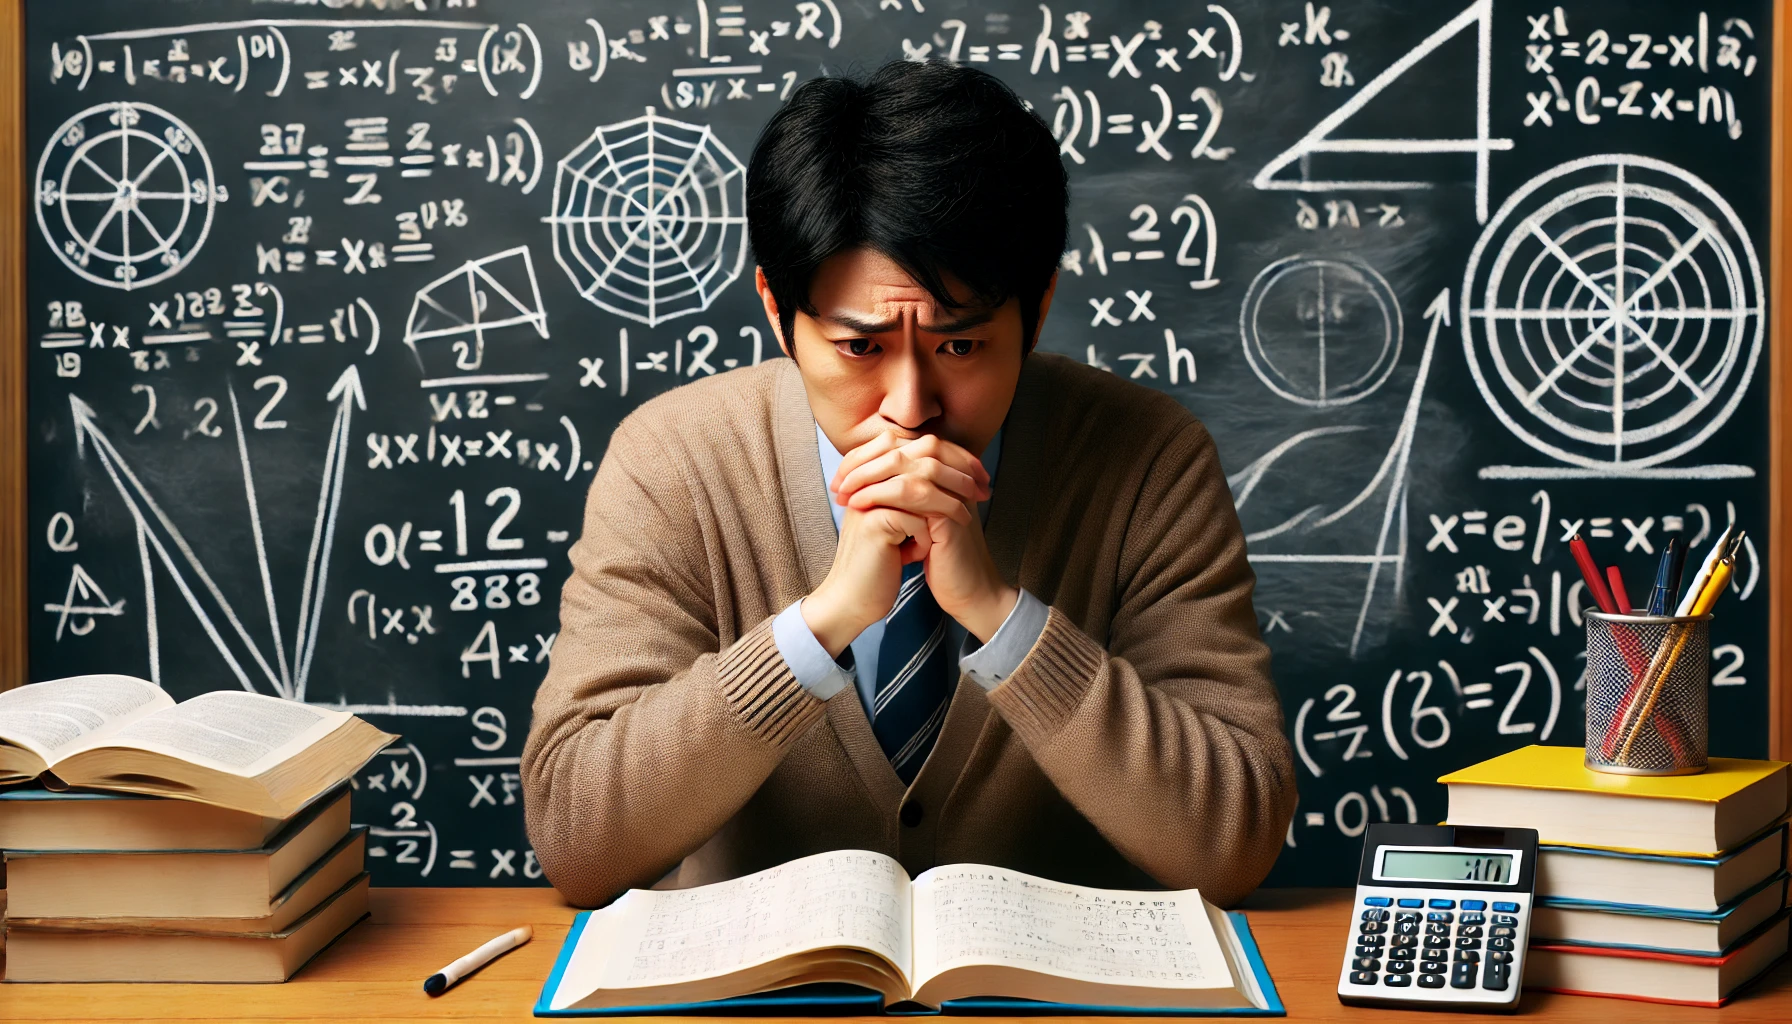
xmin=837 ymin=339 xmax=877 ymax=357
xmin=942 ymin=339 xmax=978 ymax=357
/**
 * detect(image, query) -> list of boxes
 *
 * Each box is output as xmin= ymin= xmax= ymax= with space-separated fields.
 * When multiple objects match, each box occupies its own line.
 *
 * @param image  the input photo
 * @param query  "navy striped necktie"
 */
xmin=871 ymin=563 xmax=954 ymax=784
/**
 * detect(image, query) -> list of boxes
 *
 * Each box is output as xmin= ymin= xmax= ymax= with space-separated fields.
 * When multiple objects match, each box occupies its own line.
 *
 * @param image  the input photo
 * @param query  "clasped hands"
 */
xmin=800 ymin=431 xmax=1019 ymax=659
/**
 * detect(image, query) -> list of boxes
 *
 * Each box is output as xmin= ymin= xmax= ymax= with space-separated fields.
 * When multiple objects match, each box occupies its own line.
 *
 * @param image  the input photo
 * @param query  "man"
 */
xmin=521 ymin=61 xmax=1296 ymax=910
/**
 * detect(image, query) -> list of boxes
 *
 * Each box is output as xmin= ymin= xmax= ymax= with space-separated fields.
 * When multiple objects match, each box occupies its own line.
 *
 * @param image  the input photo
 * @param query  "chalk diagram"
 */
xmin=1240 ymin=255 xmax=1404 ymax=408
xmin=547 ymin=107 xmax=747 ymax=327
xmin=35 ymin=101 xmax=223 ymax=291
xmin=1463 ymin=155 xmax=1764 ymax=479
xmin=403 ymin=246 xmax=550 ymax=380
xmin=66 ymin=367 xmax=364 ymax=701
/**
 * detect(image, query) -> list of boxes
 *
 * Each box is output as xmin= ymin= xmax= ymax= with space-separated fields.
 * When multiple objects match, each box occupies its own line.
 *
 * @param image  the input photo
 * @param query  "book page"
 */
xmin=911 ymin=864 xmax=1234 ymax=992
xmin=98 ymin=691 xmax=350 ymax=777
xmin=590 ymin=849 xmax=911 ymax=993
xmin=0 ymin=675 xmax=173 ymax=764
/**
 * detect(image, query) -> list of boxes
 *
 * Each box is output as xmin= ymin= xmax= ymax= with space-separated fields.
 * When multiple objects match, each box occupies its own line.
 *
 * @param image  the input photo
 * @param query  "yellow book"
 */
xmin=1440 ymin=745 xmax=1789 ymax=857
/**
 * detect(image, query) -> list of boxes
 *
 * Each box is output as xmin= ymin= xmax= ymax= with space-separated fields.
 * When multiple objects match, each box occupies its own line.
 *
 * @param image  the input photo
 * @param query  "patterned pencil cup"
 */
xmin=1584 ymin=611 xmax=1711 ymax=776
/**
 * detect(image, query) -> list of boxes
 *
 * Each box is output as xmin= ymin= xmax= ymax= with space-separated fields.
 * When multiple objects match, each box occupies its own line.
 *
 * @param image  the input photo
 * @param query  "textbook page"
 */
xmin=910 ymin=864 xmax=1235 ymax=994
xmin=0 ymin=675 xmax=174 ymax=768
xmin=575 ymin=849 xmax=911 ymax=999
xmin=100 ymin=691 xmax=352 ymax=777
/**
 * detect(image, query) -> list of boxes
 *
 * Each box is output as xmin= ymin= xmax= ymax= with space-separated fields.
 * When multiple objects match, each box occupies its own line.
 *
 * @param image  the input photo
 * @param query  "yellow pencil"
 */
xmin=1618 ymin=557 xmax=1734 ymax=764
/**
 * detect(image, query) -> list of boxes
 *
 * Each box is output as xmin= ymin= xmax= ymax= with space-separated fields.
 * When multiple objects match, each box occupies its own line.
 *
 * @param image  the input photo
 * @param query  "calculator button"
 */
xmin=1393 ymin=920 xmax=1418 ymax=936
xmin=1423 ymin=936 xmax=1450 ymax=950
xmin=1489 ymin=925 xmax=1515 ymax=939
xmin=1492 ymin=902 xmax=1519 ymax=913
xmin=1452 ymin=949 xmax=1480 ymax=964
xmin=1461 ymin=900 xmax=1487 ymax=911
xmin=1457 ymin=925 xmax=1483 ymax=939
xmin=1359 ymin=921 xmax=1387 ymax=935
xmin=1428 ymin=899 xmax=1456 ymax=909
xmin=1417 ymin=974 xmax=1446 ymax=989
xmin=1450 ymin=962 xmax=1478 ymax=989
xmin=1363 ymin=897 xmax=1392 ymax=907
xmin=1349 ymin=970 xmax=1377 ymax=986
xmin=1487 ymin=951 xmax=1512 ymax=964
xmin=1492 ymin=914 xmax=1518 ymax=926
xmin=1357 ymin=933 xmax=1385 ymax=947
xmin=1397 ymin=898 xmax=1425 ymax=908
xmin=1426 ymin=911 xmax=1454 ymax=923
xmin=1394 ymin=910 xmax=1421 ymax=923
xmin=1425 ymin=923 xmax=1450 ymax=937
xmin=1419 ymin=961 xmax=1448 ymax=974
xmin=1459 ymin=912 xmax=1485 ymax=926
xmin=1488 ymin=937 xmax=1514 ymax=953
xmin=1388 ymin=947 xmax=1415 ymax=961
xmin=1386 ymin=961 xmax=1413 ymax=975
xmin=1390 ymin=935 xmax=1417 ymax=950
xmin=1383 ymin=974 xmax=1412 ymax=988
xmin=1360 ymin=908 xmax=1390 ymax=922
xmin=1355 ymin=945 xmax=1381 ymax=960
xmin=1352 ymin=957 xmax=1381 ymax=972
xmin=1484 ymin=962 xmax=1511 ymax=991
xmin=1421 ymin=949 xmax=1449 ymax=963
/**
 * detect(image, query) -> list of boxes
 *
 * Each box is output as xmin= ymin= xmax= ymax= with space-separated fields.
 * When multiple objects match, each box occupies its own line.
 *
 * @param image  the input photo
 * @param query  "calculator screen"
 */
xmin=1377 ymin=848 xmax=1516 ymax=884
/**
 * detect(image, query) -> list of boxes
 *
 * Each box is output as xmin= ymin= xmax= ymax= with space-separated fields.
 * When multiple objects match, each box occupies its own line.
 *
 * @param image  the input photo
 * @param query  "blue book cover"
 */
xmin=534 ymin=909 xmax=1284 ymax=1017
xmin=1536 ymin=870 xmax=1789 ymax=921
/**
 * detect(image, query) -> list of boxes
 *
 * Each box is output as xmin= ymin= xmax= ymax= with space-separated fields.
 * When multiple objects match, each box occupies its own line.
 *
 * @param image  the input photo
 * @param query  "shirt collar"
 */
xmin=816 ymin=424 xmax=1002 ymax=533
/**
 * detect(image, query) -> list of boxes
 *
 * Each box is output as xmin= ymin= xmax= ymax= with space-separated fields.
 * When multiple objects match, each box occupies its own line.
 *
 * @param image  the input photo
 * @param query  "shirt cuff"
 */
xmin=959 ymin=588 xmax=1049 ymax=691
xmin=772 ymin=599 xmax=855 ymax=701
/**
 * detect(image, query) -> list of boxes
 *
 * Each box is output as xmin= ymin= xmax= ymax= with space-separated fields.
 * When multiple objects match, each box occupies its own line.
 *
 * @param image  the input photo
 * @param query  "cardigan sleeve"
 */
xmin=519 ymin=416 xmax=827 ymax=909
xmin=983 ymin=419 xmax=1298 ymax=906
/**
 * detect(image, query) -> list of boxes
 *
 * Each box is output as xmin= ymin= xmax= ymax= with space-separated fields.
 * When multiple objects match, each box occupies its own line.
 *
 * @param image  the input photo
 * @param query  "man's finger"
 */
xmin=832 ymin=432 xmax=988 ymax=497
xmin=830 ymin=430 xmax=908 ymax=496
xmin=835 ymin=453 xmax=985 ymax=506
xmin=848 ymin=478 xmax=973 ymax=526
xmin=868 ymin=507 xmax=932 ymax=563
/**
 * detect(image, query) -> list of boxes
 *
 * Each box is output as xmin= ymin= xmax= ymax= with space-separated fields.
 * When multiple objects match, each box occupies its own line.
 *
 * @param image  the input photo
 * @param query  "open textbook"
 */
xmin=537 ymin=850 xmax=1282 ymax=1016
xmin=0 ymin=674 xmax=396 ymax=818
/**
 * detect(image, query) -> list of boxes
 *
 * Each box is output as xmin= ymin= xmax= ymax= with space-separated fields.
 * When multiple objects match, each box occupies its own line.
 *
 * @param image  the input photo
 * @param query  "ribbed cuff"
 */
xmin=985 ymin=606 xmax=1106 ymax=746
xmin=716 ymin=616 xmax=828 ymax=747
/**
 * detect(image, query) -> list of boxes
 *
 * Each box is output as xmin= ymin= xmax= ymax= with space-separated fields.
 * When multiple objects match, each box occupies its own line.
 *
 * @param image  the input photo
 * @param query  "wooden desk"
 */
xmin=1 ymin=887 xmax=1787 ymax=1022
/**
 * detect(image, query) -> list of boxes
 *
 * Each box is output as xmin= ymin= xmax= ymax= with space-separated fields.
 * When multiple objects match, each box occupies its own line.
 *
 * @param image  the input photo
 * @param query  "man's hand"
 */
xmin=802 ymin=431 xmax=1018 ymax=655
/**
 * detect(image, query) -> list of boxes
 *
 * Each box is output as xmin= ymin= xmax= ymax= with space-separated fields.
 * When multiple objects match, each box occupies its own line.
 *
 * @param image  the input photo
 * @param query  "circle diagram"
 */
xmin=1462 ymin=155 xmax=1763 ymax=469
xmin=548 ymin=108 xmax=747 ymax=327
xmin=1240 ymin=255 xmax=1403 ymax=408
xmin=35 ymin=102 xmax=222 ymax=291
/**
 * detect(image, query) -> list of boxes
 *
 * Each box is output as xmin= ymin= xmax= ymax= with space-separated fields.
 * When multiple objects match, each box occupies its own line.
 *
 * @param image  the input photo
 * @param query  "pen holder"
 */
xmin=1584 ymin=611 xmax=1711 ymax=776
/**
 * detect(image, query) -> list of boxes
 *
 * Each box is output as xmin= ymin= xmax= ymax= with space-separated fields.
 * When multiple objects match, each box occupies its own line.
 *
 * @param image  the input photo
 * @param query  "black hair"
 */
xmin=747 ymin=60 xmax=1069 ymax=353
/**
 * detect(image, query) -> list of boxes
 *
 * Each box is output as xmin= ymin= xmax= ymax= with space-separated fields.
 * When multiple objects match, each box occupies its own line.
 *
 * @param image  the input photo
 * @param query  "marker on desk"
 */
xmin=423 ymin=924 xmax=533 ymax=996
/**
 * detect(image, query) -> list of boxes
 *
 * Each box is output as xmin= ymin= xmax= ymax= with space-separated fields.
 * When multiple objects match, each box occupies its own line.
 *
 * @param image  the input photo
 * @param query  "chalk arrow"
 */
xmin=69 ymin=394 xmax=284 ymax=694
xmin=292 ymin=365 xmax=363 ymax=700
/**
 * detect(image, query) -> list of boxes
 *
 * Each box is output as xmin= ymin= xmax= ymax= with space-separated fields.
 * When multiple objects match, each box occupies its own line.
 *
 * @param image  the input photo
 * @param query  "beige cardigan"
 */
xmin=520 ymin=353 xmax=1297 ymax=908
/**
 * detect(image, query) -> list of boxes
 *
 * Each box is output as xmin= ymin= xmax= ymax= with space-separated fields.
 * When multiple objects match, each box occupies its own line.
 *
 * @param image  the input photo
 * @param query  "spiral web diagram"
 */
xmin=547 ymin=108 xmax=747 ymax=327
xmin=1462 ymin=155 xmax=1763 ymax=477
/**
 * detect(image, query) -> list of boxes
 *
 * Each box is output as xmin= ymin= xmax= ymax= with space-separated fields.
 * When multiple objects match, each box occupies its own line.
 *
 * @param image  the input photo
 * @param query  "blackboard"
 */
xmin=23 ymin=0 xmax=1776 ymax=888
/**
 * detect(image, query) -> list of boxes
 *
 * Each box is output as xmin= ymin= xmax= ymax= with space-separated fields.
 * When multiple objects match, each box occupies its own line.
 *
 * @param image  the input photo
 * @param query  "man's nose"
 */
xmin=879 ymin=346 xmax=941 ymax=431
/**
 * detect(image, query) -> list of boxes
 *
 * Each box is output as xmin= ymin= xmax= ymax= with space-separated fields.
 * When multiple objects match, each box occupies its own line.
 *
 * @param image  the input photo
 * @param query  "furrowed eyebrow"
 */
xmin=819 ymin=307 xmax=997 ymax=335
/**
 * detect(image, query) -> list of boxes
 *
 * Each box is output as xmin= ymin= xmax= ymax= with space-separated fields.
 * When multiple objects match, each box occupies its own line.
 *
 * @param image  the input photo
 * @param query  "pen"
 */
xmin=423 ymin=924 xmax=533 ymax=996
xmin=1644 ymin=539 xmax=1679 ymax=616
xmin=1606 ymin=565 xmax=1633 ymax=615
xmin=1673 ymin=525 xmax=1735 ymax=617
xmin=1619 ymin=554 xmax=1735 ymax=764
xmin=1567 ymin=534 xmax=1618 ymax=614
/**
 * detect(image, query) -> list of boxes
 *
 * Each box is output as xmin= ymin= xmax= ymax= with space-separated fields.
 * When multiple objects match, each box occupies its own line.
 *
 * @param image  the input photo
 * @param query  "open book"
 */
xmin=0 ymin=674 xmax=397 ymax=819
xmin=537 ymin=850 xmax=1282 ymax=1016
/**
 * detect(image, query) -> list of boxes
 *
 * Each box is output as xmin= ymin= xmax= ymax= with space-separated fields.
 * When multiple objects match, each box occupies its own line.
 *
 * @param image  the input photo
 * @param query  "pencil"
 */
xmin=1617 ymin=557 xmax=1734 ymax=765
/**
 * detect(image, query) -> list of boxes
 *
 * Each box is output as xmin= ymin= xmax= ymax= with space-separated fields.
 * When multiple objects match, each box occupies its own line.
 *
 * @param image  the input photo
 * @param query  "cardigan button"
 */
xmin=900 ymin=801 xmax=924 ymax=828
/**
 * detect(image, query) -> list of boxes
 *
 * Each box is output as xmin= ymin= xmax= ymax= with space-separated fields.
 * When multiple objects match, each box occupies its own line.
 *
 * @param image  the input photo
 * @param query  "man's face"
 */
xmin=755 ymin=247 xmax=1054 ymax=458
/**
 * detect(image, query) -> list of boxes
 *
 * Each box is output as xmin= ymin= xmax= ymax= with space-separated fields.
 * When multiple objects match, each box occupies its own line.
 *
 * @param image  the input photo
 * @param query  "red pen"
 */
xmin=1569 ymin=534 xmax=1619 ymax=614
xmin=1606 ymin=565 xmax=1633 ymax=614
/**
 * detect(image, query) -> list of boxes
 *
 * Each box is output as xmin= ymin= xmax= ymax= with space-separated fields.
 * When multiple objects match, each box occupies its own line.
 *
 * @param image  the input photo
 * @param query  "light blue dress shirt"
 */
xmin=771 ymin=425 xmax=1050 ymax=711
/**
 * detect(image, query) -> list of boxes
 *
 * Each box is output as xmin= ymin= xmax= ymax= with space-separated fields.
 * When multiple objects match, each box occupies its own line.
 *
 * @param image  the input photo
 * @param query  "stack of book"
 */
xmin=1442 ymin=745 xmax=1790 ymax=1007
xmin=0 ymin=674 xmax=397 ymax=982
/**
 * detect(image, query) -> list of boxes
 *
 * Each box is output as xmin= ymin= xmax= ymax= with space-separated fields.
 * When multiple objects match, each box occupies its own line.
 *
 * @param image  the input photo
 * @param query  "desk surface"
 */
xmin=1 ymin=887 xmax=1787 ymax=1022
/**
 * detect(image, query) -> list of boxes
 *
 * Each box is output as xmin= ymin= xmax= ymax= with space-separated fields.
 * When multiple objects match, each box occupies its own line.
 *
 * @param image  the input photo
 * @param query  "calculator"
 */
xmin=1336 ymin=823 xmax=1538 ymax=1012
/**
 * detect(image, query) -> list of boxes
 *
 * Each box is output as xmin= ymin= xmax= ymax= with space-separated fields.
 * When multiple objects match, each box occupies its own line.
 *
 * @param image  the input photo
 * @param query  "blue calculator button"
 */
xmin=1492 ymin=901 xmax=1519 ymax=912
xmin=1397 ymin=898 xmax=1425 ymax=908
xmin=1363 ymin=897 xmax=1392 ymax=907
xmin=1461 ymin=899 xmax=1487 ymax=911
xmin=1428 ymin=899 xmax=1455 ymax=909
